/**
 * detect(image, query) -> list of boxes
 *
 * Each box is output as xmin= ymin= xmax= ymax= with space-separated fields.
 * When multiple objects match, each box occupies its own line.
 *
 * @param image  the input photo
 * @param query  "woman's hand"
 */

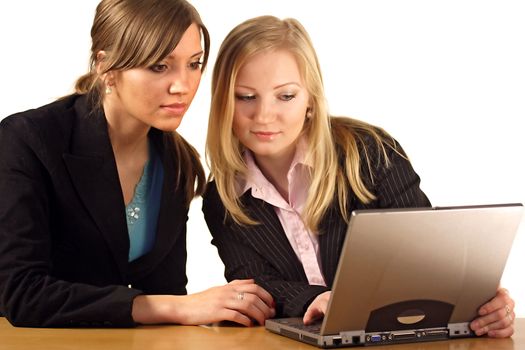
xmin=132 ymin=279 xmax=275 ymax=326
xmin=469 ymin=287 xmax=515 ymax=337
xmin=303 ymin=291 xmax=331 ymax=325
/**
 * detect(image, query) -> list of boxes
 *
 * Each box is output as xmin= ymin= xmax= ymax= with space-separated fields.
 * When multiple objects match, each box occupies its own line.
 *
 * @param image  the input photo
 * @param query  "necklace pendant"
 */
xmin=127 ymin=206 xmax=141 ymax=224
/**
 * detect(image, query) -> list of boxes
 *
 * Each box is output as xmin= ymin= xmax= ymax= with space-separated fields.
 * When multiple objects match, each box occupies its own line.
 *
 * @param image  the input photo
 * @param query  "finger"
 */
xmin=303 ymin=305 xmax=323 ymax=325
xmin=230 ymin=282 xmax=274 ymax=308
xmin=235 ymin=283 xmax=274 ymax=308
xmin=487 ymin=324 xmax=514 ymax=338
xmin=479 ymin=288 xmax=513 ymax=316
xmin=471 ymin=308 xmax=514 ymax=336
xmin=249 ymin=292 xmax=276 ymax=319
xmin=227 ymin=293 xmax=267 ymax=326
xmin=303 ymin=294 xmax=329 ymax=325
xmin=220 ymin=309 xmax=253 ymax=327
xmin=228 ymin=279 xmax=255 ymax=286
xmin=479 ymin=312 xmax=515 ymax=338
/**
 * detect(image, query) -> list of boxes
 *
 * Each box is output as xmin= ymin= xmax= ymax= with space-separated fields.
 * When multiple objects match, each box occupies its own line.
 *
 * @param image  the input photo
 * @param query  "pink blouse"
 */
xmin=239 ymin=140 xmax=326 ymax=286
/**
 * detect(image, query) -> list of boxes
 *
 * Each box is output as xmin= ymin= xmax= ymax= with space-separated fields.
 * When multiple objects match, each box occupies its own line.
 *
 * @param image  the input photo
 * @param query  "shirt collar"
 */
xmin=237 ymin=136 xmax=311 ymax=198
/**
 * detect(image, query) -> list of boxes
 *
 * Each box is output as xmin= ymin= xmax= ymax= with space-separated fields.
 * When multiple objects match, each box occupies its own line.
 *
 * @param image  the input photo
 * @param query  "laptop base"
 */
xmin=266 ymin=318 xmax=473 ymax=348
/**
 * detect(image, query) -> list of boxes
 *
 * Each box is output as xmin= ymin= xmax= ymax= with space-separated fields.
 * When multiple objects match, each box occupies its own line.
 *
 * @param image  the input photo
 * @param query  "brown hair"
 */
xmin=76 ymin=0 xmax=209 ymax=204
xmin=75 ymin=0 xmax=210 ymax=104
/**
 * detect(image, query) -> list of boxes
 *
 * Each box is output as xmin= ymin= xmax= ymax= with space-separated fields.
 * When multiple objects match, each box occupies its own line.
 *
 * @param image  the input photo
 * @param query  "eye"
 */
xmin=280 ymin=93 xmax=296 ymax=101
xmin=235 ymin=94 xmax=256 ymax=102
xmin=149 ymin=63 xmax=168 ymax=73
xmin=189 ymin=60 xmax=203 ymax=70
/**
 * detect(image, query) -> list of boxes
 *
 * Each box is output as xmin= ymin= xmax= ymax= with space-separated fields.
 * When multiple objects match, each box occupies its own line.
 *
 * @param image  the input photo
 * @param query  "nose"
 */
xmin=168 ymin=71 xmax=189 ymax=95
xmin=253 ymin=99 xmax=276 ymax=123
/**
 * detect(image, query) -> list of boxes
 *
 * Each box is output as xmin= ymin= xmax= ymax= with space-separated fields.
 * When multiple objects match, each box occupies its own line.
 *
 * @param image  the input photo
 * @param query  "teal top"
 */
xmin=125 ymin=143 xmax=164 ymax=262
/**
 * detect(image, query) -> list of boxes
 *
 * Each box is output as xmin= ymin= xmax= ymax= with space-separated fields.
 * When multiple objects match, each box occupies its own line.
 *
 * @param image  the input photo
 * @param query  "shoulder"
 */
xmin=330 ymin=116 xmax=403 ymax=160
xmin=1 ymin=95 xmax=79 ymax=144
xmin=202 ymin=180 xmax=221 ymax=207
xmin=330 ymin=116 xmax=415 ymax=187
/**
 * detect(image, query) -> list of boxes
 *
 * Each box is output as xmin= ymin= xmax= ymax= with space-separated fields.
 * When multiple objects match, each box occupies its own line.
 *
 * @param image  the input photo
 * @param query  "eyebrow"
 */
xmin=166 ymin=50 xmax=204 ymax=59
xmin=235 ymin=82 xmax=302 ymax=90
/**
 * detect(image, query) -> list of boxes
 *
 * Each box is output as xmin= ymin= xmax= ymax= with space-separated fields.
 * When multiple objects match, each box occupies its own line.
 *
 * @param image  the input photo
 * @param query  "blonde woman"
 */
xmin=0 ymin=1 xmax=273 ymax=328
xmin=203 ymin=15 xmax=515 ymax=337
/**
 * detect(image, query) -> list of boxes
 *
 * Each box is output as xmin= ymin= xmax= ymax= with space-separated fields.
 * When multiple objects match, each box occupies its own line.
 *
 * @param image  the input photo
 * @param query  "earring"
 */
xmin=105 ymin=85 xmax=112 ymax=95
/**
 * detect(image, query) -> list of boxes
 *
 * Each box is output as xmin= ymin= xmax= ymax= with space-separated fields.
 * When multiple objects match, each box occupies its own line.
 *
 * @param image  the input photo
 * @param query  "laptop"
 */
xmin=265 ymin=203 xmax=524 ymax=348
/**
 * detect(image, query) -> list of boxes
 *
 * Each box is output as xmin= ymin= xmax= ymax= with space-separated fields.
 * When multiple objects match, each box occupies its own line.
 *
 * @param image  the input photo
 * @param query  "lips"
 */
xmin=252 ymin=131 xmax=278 ymax=136
xmin=251 ymin=131 xmax=281 ymax=141
xmin=161 ymin=102 xmax=187 ymax=115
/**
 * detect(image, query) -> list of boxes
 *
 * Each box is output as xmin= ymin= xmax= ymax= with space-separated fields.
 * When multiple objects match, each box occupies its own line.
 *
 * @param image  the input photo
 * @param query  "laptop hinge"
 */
xmin=448 ymin=322 xmax=473 ymax=338
xmin=340 ymin=330 xmax=365 ymax=345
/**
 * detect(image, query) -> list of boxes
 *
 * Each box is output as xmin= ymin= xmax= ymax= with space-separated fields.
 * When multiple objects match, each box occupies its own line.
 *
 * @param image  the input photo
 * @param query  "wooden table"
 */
xmin=0 ymin=317 xmax=523 ymax=349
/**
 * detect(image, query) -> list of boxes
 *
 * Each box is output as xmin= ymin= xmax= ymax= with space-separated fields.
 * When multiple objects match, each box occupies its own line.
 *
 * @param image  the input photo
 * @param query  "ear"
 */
xmin=306 ymin=107 xmax=313 ymax=119
xmin=95 ymin=50 xmax=107 ymax=75
xmin=96 ymin=50 xmax=115 ymax=87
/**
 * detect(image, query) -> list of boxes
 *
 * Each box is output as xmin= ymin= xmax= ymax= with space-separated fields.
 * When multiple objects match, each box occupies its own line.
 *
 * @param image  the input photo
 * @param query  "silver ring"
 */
xmin=505 ymin=304 xmax=513 ymax=322
xmin=237 ymin=292 xmax=245 ymax=301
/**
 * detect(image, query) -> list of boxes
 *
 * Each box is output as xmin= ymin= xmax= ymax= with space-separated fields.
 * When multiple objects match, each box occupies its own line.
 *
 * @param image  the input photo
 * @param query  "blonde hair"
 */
xmin=76 ymin=0 xmax=209 ymax=204
xmin=206 ymin=16 xmax=399 ymax=231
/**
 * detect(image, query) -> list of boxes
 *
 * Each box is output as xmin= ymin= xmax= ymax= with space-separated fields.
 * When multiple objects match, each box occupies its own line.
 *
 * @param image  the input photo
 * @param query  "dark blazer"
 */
xmin=203 ymin=133 xmax=431 ymax=317
xmin=0 ymin=95 xmax=189 ymax=327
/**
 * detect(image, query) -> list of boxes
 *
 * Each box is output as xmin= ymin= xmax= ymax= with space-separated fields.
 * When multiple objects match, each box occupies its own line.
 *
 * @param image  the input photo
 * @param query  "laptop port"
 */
xmin=426 ymin=330 xmax=448 ymax=337
xmin=332 ymin=337 xmax=342 ymax=346
xmin=370 ymin=334 xmax=382 ymax=342
xmin=392 ymin=331 xmax=416 ymax=340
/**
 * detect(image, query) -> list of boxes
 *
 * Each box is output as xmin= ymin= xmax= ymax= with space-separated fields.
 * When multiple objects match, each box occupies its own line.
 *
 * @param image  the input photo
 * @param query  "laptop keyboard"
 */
xmin=300 ymin=323 xmax=322 ymax=334
xmin=274 ymin=319 xmax=322 ymax=334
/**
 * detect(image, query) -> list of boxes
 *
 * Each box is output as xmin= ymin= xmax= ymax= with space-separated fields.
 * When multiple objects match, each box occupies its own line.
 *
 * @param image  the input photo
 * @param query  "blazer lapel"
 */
xmin=62 ymin=98 xmax=129 ymax=278
xmin=240 ymin=194 xmax=308 ymax=281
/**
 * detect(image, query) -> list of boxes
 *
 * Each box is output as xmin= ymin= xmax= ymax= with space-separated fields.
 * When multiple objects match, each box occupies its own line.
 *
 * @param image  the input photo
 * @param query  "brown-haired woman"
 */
xmin=0 ymin=0 xmax=274 ymax=328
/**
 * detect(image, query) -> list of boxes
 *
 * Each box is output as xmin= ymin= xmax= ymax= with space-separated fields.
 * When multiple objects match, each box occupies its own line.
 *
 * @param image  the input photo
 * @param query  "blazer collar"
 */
xmin=241 ymin=191 xmax=347 ymax=287
xmin=62 ymin=95 xmax=188 ymax=280
xmin=240 ymin=193 xmax=309 ymax=282
xmin=62 ymin=95 xmax=129 ymax=277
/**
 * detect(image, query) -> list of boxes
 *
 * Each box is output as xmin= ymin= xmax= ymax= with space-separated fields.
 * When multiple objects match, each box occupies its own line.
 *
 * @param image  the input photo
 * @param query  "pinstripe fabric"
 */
xmin=202 ymin=133 xmax=431 ymax=317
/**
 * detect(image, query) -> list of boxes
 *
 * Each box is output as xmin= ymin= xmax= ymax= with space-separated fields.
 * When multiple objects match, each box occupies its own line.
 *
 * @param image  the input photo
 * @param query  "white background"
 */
xmin=0 ymin=1 xmax=523 ymax=316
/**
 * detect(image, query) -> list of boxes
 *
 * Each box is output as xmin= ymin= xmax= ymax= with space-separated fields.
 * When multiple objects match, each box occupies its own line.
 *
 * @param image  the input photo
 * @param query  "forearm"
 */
xmin=1 ymin=276 xmax=142 ymax=327
xmin=132 ymin=295 xmax=180 ymax=324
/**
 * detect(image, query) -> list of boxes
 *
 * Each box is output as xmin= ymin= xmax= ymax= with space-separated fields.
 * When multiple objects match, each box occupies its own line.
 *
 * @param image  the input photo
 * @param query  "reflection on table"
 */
xmin=0 ymin=317 xmax=522 ymax=350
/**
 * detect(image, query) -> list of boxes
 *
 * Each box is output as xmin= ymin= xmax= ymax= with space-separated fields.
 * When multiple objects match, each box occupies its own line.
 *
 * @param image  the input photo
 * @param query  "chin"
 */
xmin=249 ymin=147 xmax=282 ymax=158
xmin=154 ymin=120 xmax=183 ymax=132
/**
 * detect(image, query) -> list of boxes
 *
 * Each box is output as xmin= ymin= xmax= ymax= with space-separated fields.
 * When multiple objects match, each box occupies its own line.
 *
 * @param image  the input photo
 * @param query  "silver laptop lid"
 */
xmin=321 ymin=204 xmax=523 ymax=335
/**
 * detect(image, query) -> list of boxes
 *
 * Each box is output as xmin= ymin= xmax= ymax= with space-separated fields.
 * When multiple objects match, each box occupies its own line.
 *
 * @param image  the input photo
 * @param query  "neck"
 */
xmin=103 ymin=98 xmax=150 ymax=158
xmin=253 ymin=145 xmax=297 ymax=201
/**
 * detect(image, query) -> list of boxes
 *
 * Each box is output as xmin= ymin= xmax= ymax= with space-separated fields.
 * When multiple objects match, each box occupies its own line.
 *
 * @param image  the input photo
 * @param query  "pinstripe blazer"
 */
xmin=202 ymin=132 xmax=431 ymax=318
